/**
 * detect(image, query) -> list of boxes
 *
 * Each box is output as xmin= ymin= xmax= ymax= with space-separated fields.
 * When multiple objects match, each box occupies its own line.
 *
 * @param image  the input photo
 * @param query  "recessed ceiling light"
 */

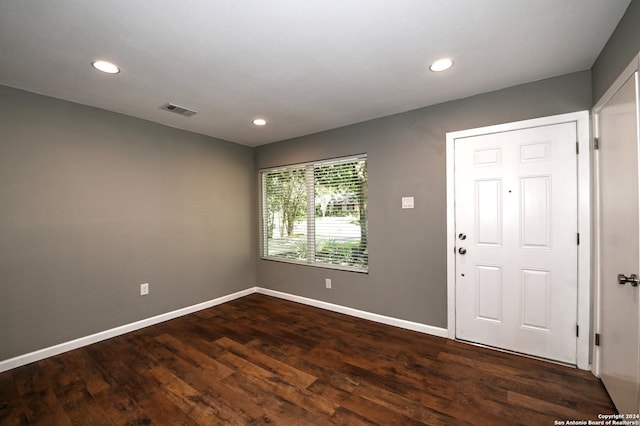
xmin=253 ymin=118 xmax=267 ymax=126
xmin=429 ymin=58 xmax=454 ymax=72
xmin=91 ymin=60 xmax=120 ymax=74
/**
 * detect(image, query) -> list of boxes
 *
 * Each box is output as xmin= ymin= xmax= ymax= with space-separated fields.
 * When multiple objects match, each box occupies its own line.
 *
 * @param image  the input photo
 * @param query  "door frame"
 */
xmin=592 ymin=51 xmax=640 ymax=378
xmin=445 ymin=111 xmax=592 ymax=370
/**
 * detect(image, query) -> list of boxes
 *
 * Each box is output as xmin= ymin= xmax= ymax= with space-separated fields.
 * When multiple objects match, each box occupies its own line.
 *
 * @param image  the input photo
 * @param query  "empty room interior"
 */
xmin=1 ymin=1 xmax=640 ymax=424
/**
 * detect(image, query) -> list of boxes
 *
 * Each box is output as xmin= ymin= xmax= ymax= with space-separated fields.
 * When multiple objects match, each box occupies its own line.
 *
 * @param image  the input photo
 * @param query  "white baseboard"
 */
xmin=255 ymin=287 xmax=448 ymax=338
xmin=1 ymin=286 xmax=448 ymax=373
xmin=0 ymin=288 xmax=255 ymax=373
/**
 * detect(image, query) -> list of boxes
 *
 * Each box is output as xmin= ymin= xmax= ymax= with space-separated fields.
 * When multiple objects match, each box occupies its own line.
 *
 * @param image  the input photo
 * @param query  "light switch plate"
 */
xmin=402 ymin=196 xmax=414 ymax=209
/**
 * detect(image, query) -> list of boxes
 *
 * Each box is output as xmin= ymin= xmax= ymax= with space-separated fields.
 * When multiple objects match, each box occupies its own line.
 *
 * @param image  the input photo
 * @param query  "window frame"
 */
xmin=259 ymin=154 xmax=368 ymax=273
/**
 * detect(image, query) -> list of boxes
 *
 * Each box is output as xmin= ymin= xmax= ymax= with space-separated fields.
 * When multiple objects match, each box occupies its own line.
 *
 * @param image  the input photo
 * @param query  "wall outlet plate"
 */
xmin=402 ymin=196 xmax=414 ymax=209
xmin=325 ymin=278 xmax=332 ymax=289
xmin=140 ymin=283 xmax=149 ymax=296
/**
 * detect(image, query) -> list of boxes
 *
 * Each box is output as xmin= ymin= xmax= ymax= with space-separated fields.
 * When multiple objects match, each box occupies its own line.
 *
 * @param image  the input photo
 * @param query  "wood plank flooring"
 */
xmin=0 ymin=293 xmax=615 ymax=425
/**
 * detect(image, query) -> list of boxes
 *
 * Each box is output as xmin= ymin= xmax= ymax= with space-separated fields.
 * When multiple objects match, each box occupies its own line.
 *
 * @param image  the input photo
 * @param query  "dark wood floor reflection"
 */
xmin=0 ymin=293 xmax=615 ymax=425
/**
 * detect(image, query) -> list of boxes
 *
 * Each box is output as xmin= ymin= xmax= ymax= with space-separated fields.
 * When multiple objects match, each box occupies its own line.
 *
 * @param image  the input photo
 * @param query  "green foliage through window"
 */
xmin=260 ymin=155 xmax=368 ymax=271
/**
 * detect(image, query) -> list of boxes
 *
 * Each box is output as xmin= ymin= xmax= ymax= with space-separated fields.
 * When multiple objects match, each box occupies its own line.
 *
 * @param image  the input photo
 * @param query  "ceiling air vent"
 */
xmin=160 ymin=102 xmax=197 ymax=117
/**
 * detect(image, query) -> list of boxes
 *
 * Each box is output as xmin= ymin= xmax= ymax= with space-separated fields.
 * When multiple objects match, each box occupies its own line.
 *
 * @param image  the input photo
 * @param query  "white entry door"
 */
xmin=595 ymin=71 xmax=640 ymax=414
xmin=454 ymin=122 xmax=579 ymax=364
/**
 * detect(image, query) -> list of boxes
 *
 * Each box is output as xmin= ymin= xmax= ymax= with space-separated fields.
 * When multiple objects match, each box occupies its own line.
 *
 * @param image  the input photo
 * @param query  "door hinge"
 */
xmin=594 ymin=137 xmax=600 ymax=150
xmin=576 ymin=141 xmax=579 ymax=154
xmin=595 ymin=333 xmax=600 ymax=346
xmin=576 ymin=325 xmax=579 ymax=337
xmin=577 ymin=233 xmax=580 ymax=245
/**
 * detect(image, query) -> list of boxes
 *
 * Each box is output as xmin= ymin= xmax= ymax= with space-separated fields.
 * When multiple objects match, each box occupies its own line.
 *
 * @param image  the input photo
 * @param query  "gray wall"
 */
xmin=592 ymin=0 xmax=640 ymax=103
xmin=10 ymin=0 xmax=640 ymax=360
xmin=256 ymin=71 xmax=592 ymax=328
xmin=0 ymin=85 xmax=256 ymax=361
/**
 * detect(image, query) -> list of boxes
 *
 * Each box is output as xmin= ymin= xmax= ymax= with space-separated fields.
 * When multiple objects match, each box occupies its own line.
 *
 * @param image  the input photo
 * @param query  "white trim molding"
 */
xmin=446 ymin=111 xmax=592 ymax=370
xmin=0 ymin=286 xmax=448 ymax=373
xmin=0 ymin=288 xmax=255 ymax=373
xmin=255 ymin=287 xmax=448 ymax=338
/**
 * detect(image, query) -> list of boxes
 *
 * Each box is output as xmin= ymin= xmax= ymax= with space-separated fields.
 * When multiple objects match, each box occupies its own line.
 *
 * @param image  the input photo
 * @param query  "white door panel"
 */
xmin=596 ymin=71 xmax=640 ymax=415
xmin=455 ymin=122 xmax=578 ymax=364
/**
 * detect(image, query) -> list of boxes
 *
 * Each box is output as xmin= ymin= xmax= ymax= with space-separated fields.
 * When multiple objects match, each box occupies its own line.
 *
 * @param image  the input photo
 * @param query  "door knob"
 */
xmin=617 ymin=273 xmax=639 ymax=286
xmin=458 ymin=247 xmax=467 ymax=255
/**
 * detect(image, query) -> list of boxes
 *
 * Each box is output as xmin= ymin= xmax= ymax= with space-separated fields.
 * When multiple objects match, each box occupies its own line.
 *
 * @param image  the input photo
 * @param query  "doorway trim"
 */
xmin=446 ymin=111 xmax=592 ymax=370
xmin=592 ymin=51 xmax=640 ymax=378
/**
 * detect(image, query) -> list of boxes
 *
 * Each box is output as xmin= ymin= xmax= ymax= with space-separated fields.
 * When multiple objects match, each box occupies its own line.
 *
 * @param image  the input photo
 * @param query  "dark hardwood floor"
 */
xmin=0 ymin=293 xmax=615 ymax=425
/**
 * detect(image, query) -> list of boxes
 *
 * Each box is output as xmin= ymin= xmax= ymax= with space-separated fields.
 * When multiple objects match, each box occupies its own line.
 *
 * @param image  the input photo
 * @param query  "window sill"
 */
xmin=259 ymin=256 xmax=369 ymax=274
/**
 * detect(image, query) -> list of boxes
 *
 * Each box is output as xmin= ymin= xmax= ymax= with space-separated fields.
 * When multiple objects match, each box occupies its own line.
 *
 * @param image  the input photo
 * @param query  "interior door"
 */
xmin=597 ymin=71 xmax=640 ymax=414
xmin=454 ymin=122 xmax=579 ymax=364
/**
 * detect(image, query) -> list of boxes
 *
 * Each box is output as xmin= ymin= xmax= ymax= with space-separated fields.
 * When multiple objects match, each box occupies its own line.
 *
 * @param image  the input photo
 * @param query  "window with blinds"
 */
xmin=260 ymin=155 xmax=368 ymax=272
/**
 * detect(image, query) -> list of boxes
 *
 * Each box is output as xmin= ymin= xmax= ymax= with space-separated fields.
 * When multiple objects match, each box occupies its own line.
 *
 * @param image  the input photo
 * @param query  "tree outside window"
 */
xmin=261 ymin=155 xmax=368 ymax=272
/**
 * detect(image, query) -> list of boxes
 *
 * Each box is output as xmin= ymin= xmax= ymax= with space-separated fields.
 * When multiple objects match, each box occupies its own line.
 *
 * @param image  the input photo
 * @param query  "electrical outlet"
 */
xmin=140 ymin=283 xmax=149 ymax=296
xmin=325 ymin=278 xmax=332 ymax=289
xmin=402 ymin=196 xmax=415 ymax=209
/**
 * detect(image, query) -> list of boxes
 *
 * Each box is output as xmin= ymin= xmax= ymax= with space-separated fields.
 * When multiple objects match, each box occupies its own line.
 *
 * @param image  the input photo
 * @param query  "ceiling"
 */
xmin=0 ymin=1 xmax=632 ymax=147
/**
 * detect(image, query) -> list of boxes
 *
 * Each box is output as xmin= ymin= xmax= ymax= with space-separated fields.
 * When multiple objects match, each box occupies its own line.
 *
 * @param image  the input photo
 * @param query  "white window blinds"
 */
xmin=260 ymin=155 xmax=368 ymax=272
